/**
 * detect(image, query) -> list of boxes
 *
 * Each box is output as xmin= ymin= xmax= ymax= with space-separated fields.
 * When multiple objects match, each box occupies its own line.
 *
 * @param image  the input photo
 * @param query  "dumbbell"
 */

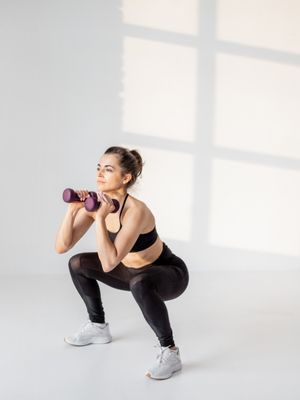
xmin=62 ymin=188 xmax=120 ymax=213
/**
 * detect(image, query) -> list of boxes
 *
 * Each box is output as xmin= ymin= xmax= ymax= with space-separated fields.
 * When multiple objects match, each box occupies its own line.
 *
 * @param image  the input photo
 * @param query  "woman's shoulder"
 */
xmin=127 ymin=193 xmax=143 ymax=206
xmin=125 ymin=194 xmax=154 ymax=221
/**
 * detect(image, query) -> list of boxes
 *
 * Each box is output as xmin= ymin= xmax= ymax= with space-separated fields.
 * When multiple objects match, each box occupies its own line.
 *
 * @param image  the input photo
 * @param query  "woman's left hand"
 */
xmin=96 ymin=191 xmax=116 ymax=219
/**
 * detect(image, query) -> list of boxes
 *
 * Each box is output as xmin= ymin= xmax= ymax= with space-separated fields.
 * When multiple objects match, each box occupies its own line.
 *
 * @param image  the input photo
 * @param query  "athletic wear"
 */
xmin=64 ymin=320 xmax=112 ymax=346
xmin=146 ymin=345 xmax=182 ymax=380
xmin=107 ymin=193 xmax=158 ymax=252
xmin=68 ymin=242 xmax=189 ymax=348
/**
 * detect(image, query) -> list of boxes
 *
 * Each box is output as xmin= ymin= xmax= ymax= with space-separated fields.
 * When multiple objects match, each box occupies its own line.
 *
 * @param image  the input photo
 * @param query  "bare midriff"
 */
xmin=121 ymin=236 xmax=163 ymax=268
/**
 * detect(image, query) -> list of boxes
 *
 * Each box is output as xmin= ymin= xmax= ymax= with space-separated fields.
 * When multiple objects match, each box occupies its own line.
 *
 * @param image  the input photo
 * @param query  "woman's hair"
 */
xmin=104 ymin=146 xmax=144 ymax=189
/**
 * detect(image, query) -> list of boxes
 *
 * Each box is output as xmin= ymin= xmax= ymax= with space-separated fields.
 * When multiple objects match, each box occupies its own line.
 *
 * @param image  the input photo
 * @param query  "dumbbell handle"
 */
xmin=62 ymin=188 xmax=120 ymax=213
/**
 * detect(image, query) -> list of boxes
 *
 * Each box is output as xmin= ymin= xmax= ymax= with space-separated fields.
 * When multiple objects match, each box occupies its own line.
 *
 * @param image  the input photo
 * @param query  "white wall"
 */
xmin=0 ymin=0 xmax=299 ymax=274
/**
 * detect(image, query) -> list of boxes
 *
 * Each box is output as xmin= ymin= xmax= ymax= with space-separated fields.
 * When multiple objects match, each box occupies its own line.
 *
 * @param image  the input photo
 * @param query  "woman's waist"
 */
xmin=122 ymin=237 xmax=164 ymax=269
xmin=124 ymin=241 xmax=188 ymax=280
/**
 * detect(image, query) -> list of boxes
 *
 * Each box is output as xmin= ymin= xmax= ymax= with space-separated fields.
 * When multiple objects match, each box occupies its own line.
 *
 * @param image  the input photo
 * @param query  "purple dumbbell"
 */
xmin=84 ymin=193 xmax=120 ymax=213
xmin=62 ymin=188 xmax=97 ymax=203
xmin=62 ymin=188 xmax=120 ymax=213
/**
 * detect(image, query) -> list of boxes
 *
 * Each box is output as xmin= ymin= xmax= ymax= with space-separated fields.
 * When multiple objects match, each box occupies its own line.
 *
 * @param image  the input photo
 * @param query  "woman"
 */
xmin=55 ymin=146 xmax=189 ymax=380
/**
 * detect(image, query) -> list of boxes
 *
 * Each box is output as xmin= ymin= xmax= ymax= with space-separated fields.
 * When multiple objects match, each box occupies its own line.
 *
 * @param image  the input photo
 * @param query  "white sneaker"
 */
xmin=146 ymin=345 xmax=182 ymax=380
xmin=64 ymin=320 xmax=112 ymax=346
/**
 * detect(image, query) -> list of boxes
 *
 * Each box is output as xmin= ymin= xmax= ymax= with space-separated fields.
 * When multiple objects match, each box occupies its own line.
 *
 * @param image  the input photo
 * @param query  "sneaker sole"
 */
xmin=64 ymin=336 xmax=112 ymax=346
xmin=145 ymin=366 xmax=182 ymax=380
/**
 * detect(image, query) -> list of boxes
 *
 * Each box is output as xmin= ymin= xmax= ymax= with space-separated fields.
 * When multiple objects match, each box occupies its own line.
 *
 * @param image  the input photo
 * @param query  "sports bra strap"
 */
xmin=118 ymin=193 xmax=129 ymax=226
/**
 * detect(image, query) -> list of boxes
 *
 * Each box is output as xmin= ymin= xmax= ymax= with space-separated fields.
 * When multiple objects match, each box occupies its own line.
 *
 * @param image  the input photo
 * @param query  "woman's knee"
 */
xmin=129 ymin=274 xmax=154 ymax=298
xmin=68 ymin=252 xmax=102 ymax=276
xmin=68 ymin=253 xmax=83 ymax=274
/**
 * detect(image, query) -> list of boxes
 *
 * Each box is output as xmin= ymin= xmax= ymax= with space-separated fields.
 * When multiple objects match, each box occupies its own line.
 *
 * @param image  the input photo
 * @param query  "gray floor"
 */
xmin=1 ymin=271 xmax=300 ymax=400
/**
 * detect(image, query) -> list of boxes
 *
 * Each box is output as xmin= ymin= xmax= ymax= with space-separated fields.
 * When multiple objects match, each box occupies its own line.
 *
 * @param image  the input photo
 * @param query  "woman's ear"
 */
xmin=123 ymin=173 xmax=132 ymax=184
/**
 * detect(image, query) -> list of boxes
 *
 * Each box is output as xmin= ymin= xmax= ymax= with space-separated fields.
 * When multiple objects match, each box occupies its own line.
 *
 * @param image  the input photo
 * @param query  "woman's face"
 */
xmin=96 ymin=154 xmax=131 ymax=191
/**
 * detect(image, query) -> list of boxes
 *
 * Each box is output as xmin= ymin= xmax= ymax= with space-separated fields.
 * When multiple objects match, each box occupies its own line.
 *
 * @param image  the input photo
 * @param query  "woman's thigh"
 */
xmin=129 ymin=256 xmax=189 ymax=301
xmin=151 ymin=266 xmax=188 ymax=300
xmin=69 ymin=252 xmax=131 ymax=291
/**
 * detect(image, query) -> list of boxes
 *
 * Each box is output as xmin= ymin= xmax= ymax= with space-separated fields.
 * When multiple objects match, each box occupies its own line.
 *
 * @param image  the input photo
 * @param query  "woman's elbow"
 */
xmin=102 ymin=262 xmax=116 ymax=273
xmin=102 ymin=265 xmax=111 ymax=273
xmin=55 ymin=245 xmax=68 ymax=254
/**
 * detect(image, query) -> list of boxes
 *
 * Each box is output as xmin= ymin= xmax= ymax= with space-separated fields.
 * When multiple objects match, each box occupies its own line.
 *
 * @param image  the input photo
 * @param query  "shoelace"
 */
xmin=153 ymin=344 xmax=175 ymax=365
xmin=74 ymin=320 xmax=93 ymax=339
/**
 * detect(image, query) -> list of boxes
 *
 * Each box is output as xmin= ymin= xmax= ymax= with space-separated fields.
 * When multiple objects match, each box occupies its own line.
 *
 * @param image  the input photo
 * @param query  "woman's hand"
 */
xmin=67 ymin=189 xmax=90 ymax=212
xmin=95 ymin=191 xmax=116 ymax=219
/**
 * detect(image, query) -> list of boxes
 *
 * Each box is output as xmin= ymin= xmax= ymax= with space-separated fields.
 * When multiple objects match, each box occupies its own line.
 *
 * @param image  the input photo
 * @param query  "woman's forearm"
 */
xmin=55 ymin=207 xmax=79 ymax=252
xmin=95 ymin=215 xmax=117 ymax=271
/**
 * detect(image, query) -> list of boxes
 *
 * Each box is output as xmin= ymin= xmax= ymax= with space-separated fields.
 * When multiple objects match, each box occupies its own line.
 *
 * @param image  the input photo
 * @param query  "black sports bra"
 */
xmin=107 ymin=193 xmax=158 ymax=252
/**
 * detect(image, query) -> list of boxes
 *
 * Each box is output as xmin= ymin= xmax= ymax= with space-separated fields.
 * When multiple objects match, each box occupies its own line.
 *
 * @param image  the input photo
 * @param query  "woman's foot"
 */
xmin=64 ymin=320 xmax=112 ymax=346
xmin=146 ymin=345 xmax=182 ymax=380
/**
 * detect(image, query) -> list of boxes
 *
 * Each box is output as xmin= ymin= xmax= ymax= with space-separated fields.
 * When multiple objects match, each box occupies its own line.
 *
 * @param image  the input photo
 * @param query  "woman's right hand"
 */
xmin=68 ymin=189 xmax=90 ymax=212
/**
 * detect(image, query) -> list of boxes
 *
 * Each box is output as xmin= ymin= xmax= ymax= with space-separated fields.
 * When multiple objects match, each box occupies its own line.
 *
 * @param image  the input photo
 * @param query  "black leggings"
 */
xmin=68 ymin=242 xmax=189 ymax=347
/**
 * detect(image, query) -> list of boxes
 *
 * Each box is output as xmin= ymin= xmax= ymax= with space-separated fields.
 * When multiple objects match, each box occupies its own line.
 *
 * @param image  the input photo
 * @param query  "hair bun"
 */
xmin=130 ymin=149 xmax=144 ymax=177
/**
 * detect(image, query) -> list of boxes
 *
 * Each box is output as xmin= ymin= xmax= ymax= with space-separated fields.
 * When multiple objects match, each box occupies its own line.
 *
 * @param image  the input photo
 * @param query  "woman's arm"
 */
xmin=95 ymin=207 xmax=145 ymax=272
xmin=55 ymin=206 xmax=94 ymax=253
